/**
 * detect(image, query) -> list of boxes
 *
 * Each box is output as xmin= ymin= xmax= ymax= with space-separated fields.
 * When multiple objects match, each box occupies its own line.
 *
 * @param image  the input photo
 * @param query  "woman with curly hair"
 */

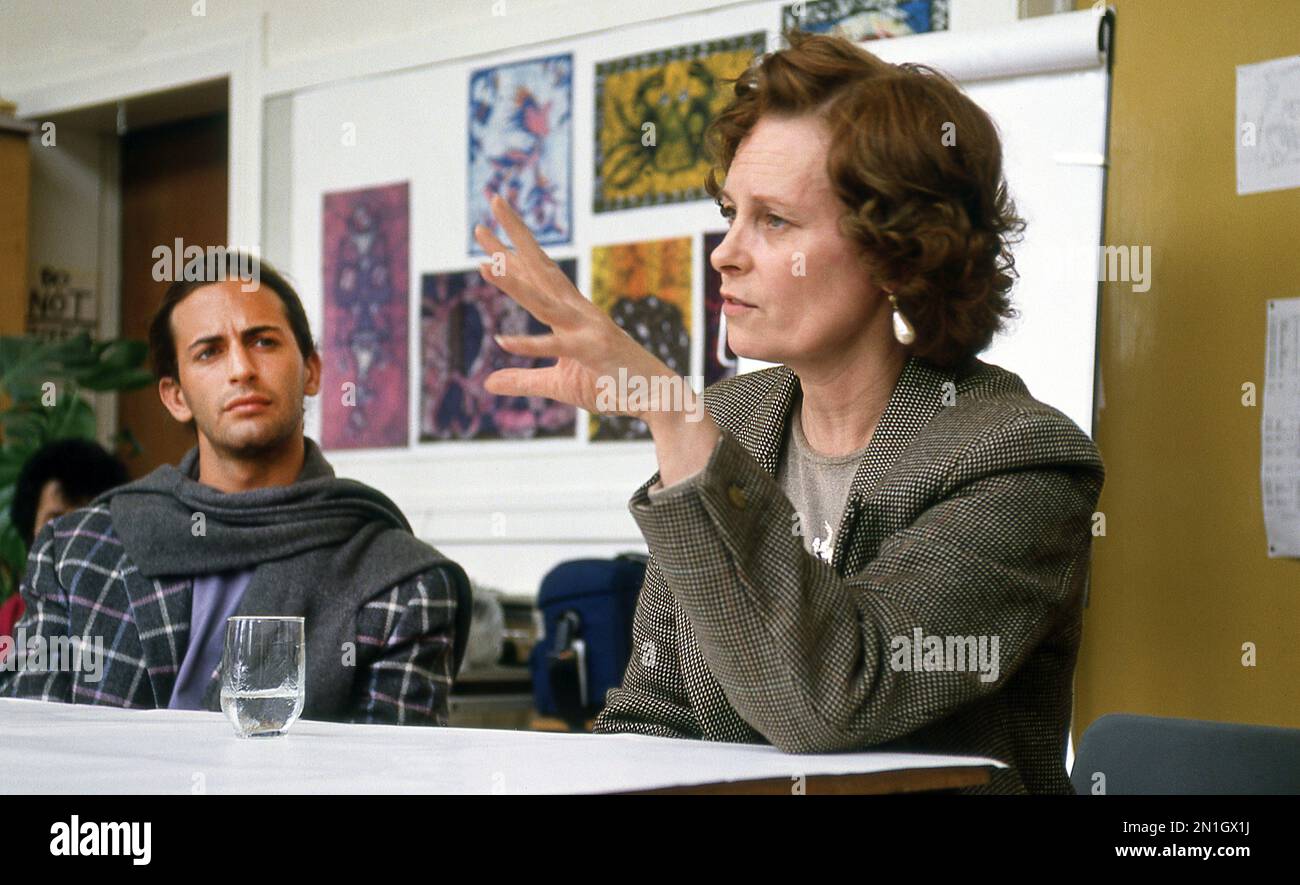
xmin=474 ymin=30 xmax=1104 ymax=794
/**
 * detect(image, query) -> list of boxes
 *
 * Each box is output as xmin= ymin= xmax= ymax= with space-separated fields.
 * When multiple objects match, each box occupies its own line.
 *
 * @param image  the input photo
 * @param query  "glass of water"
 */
xmin=220 ymin=616 xmax=305 ymax=738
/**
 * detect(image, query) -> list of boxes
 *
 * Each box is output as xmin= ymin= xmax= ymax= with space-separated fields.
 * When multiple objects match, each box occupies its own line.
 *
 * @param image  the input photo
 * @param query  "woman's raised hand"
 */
xmin=473 ymin=193 xmax=671 ymax=419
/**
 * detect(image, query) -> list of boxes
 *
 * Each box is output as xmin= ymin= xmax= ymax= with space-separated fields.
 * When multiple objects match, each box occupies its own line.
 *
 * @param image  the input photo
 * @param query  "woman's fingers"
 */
xmin=473 ymin=213 xmax=577 ymax=319
xmin=494 ymin=332 xmax=562 ymax=359
xmin=488 ymin=193 xmax=550 ymax=266
xmin=474 ymin=196 xmax=548 ymax=281
xmin=475 ymin=256 xmax=553 ymax=322
xmin=483 ymin=365 xmax=558 ymax=400
xmin=472 ymin=218 xmax=519 ymax=266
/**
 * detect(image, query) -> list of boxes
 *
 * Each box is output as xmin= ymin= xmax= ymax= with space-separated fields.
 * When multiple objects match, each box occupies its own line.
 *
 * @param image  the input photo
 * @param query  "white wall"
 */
xmin=24 ymin=124 xmax=122 ymax=443
xmin=285 ymin=2 xmax=796 ymax=596
xmin=26 ymin=127 xmax=109 ymax=309
xmin=1 ymin=0 xmax=1035 ymax=599
xmin=1 ymin=1 xmax=1019 ymax=95
xmin=277 ymin=2 xmax=1103 ymax=599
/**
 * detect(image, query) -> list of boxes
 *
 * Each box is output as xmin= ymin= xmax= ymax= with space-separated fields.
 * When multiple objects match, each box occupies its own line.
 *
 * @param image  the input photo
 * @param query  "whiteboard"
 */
xmin=878 ymin=8 xmax=1111 ymax=437
xmin=285 ymin=4 xmax=1111 ymax=596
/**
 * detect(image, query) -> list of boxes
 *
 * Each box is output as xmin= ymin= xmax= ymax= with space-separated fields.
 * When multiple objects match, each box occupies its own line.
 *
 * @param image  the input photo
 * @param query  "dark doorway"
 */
xmin=119 ymin=111 xmax=229 ymax=476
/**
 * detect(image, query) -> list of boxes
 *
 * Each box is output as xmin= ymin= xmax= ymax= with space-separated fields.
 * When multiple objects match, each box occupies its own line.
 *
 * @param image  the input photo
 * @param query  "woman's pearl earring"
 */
xmin=889 ymin=292 xmax=915 ymax=346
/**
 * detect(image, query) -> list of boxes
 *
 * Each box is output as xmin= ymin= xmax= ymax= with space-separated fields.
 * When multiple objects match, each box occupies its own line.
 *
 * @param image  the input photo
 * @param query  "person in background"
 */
xmin=2 ymin=252 xmax=471 ymax=724
xmin=0 ymin=439 xmax=129 ymax=656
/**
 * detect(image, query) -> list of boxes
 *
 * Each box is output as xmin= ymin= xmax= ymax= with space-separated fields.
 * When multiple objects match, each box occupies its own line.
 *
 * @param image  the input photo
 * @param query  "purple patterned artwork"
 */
xmin=420 ymin=260 xmax=577 ymax=441
xmin=320 ymin=182 xmax=409 ymax=450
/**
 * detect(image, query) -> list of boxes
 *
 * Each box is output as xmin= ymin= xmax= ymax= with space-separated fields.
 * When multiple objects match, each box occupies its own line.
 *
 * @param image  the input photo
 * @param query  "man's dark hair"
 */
xmin=11 ymin=438 xmax=130 ymax=546
xmin=147 ymin=251 xmax=317 ymax=381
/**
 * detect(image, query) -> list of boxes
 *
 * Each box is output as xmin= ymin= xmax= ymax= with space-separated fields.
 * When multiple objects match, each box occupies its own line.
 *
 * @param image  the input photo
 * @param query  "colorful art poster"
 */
xmin=781 ymin=0 xmax=949 ymax=42
xmin=468 ymin=53 xmax=573 ymax=254
xmin=320 ymin=181 xmax=409 ymax=450
xmin=589 ymin=238 xmax=692 ymax=441
xmin=703 ymin=231 xmax=738 ymax=388
xmin=593 ymin=33 xmax=766 ymax=213
xmin=419 ymin=260 xmax=578 ymax=441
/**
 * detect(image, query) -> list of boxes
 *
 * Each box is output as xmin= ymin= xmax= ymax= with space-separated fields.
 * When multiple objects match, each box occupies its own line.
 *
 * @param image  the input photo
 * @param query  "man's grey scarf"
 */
xmin=101 ymin=438 xmax=462 ymax=719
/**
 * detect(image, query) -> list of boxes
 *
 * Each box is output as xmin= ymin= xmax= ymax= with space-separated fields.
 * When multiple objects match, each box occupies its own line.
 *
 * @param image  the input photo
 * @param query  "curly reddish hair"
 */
xmin=704 ymin=30 xmax=1025 ymax=369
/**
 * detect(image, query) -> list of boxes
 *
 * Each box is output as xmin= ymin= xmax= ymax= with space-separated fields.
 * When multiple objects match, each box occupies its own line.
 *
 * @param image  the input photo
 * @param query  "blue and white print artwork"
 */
xmin=468 ymin=52 xmax=573 ymax=255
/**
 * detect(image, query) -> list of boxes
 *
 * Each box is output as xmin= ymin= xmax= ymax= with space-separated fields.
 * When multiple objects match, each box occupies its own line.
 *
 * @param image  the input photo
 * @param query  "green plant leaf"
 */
xmin=76 ymin=367 xmax=155 ymax=392
xmin=45 ymin=394 xmax=97 ymax=440
xmin=1 ymin=406 xmax=52 ymax=452
xmin=0 ymin=333 xmax=152 ymax=400
xmin=98 ymin=339 xmax=149 ymax=369
xmin=0 ymin=336 xmax=62 ymax=401
xmin=0 ymin=444 xmax=37 ymax=488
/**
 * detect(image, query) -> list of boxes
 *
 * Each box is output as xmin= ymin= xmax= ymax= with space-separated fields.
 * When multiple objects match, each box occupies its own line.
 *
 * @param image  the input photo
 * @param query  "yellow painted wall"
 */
xmin=1074 ymin=0 xmax=1300 ymax=739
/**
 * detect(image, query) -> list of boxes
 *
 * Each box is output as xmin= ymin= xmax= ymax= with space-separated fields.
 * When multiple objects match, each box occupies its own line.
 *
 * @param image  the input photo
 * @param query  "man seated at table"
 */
xmin=0 ymin=252 xmax=470 ymax=726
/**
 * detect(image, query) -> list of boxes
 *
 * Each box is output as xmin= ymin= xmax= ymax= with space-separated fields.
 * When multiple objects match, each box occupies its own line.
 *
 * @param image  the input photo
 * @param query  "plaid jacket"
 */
xmin=593 ymin=355 xmax=1105 ymax=794
xmin=1 ymin=504 xmax=461 ymax=726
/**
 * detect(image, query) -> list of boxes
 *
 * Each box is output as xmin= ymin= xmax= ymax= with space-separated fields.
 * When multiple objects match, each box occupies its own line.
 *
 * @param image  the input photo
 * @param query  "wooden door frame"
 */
xmin=7 ymin=17 xmax=263 ymax=441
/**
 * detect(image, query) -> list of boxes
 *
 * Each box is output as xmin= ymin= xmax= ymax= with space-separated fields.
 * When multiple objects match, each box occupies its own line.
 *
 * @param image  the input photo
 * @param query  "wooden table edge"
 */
xmin=618 ymin=763 xmax=995 ymax=795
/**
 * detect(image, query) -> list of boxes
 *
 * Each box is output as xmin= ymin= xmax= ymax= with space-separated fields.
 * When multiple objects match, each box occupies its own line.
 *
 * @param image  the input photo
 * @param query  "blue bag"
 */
xmin=529 ymin=554 xmax=647 ymax=728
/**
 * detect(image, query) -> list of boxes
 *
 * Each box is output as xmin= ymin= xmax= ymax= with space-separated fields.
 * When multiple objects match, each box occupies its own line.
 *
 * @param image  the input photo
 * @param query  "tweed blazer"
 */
xmin=593 ymin=355 xmax=1105 ymax=794
xmin=1 ymin=503 xmax=463 ymax=726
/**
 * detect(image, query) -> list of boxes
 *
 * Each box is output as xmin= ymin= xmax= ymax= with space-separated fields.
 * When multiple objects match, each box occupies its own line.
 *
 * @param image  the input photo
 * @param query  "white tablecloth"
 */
xmin=0 ymin=697 xmax=1005 ymax=794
